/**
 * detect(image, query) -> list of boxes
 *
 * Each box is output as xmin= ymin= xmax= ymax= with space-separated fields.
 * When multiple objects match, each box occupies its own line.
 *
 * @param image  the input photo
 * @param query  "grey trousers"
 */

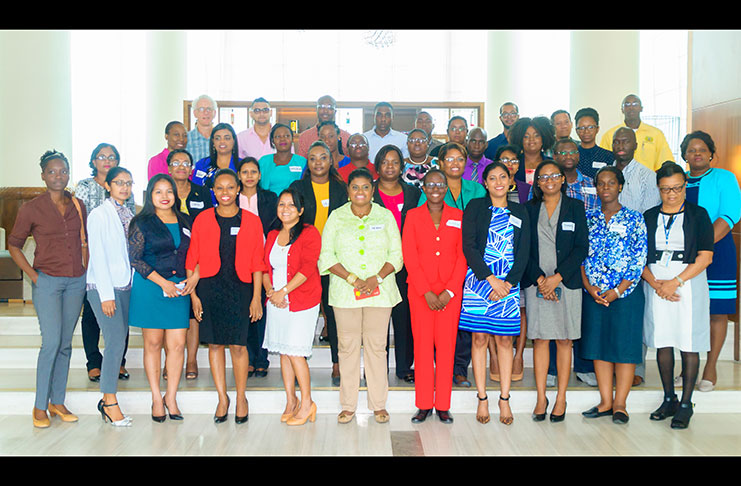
xmin=32 ymin=271 xmax=86 ymax=410
xmin=86 ymin=288 xmax=130 ymax=395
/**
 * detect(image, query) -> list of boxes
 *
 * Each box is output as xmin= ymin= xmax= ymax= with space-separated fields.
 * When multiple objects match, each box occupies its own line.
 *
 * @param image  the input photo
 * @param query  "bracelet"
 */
xmin=675 ymin=276 xmax=685 ymax=287
xmin=346 ymin=273 xmax=358 ymax=285
xmin=446 ymin=289 xmax=455 ymax=298
xmin=613 ymin=288 xmax=622 ymax=298
xmin=281 ymin=286 xmax=289 ymax=294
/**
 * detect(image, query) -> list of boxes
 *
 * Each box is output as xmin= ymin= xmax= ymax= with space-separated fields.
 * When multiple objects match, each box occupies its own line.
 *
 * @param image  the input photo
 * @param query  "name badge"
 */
xmin=189 ymin=201 xmax=204 ymax=209
xmin=610 ymin=223 xmax=626 ymax=237
xmin=397 ymin=203 xmax=404 ymax=212
xmin=231 ymin=227 xmax=240 ymax=236
xmin=289 ymin=165 xmax=303 ymax=172
xmin=321 ymin=199 xmax=330 ymax=208
xmin=509 ymin=215 xmax=522 ymax=228
xmin=182 ymin=228 xmax=191 ymax=238
xmin=592 ymin=161 xmax=607 ymax=169
xmin=584 ymin=187 xmax=597 ymax=195
xmin=562 ymin=222 xmax=575 ymax=232
xmin=370 ymin=224 xmax=384 ymax=231
xmin=446 ymin=219 xmax=462 ymax=229
xmin=195 ymin=170 xmax=207 ymax=179
xmin=659 ymin=250 xmax=673 ymax=267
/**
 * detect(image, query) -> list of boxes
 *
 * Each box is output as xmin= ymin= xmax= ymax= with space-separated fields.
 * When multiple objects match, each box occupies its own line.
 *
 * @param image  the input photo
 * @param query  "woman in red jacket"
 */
xmin=262 ymin=187 xmax=322 ymax=425
xmin=186 ymin=169 xmax=265 ymax=424
xmin=402 ymin=169 xmax=468 ymax=424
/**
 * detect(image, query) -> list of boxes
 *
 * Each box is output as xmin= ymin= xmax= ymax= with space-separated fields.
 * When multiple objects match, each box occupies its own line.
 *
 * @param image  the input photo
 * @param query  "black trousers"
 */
xmin=246 ymin=289 xmax=269 ymax=369
xmin=321 ymin=275 xmax=339 ymax=364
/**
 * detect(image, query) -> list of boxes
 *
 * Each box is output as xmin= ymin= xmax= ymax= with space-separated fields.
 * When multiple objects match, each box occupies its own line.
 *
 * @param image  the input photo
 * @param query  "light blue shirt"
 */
xmin=363 ymin=127 xmax=410 ymax=162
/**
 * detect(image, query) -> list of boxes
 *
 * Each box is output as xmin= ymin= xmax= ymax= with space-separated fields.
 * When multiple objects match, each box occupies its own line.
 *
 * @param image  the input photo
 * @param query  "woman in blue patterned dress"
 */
xmin=461 ymin=161 xmax=530 ymax=425
xmin=680 ymin=131 xmax=741 ymax=392
xmin=580 ymin=166 xmax=647 ymax=425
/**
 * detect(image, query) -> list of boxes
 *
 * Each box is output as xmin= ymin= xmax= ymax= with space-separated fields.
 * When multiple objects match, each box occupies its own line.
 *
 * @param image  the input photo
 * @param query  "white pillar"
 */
xmin=485 ymin=31 xmax=518 ymax=134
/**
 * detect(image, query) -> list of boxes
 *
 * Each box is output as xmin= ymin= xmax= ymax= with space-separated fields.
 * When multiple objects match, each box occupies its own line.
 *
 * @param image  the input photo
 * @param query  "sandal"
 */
xmin=499 ymin=395 xmax=514 ymax=425
xmin=476 ymin=393 xmax=490 ymax=424
xmin=185 ymin=364 xmax=198 ymax=380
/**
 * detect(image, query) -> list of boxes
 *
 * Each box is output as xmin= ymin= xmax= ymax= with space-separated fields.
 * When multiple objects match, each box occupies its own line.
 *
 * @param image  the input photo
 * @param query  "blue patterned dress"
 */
xmin=459 ymin=206 xmax=521 ymax=336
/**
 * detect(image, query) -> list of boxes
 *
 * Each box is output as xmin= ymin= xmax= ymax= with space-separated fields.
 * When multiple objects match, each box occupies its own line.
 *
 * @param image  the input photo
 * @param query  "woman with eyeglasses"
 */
xmin=192 ymin=122 xmax=240 ymax=203
xmin=402 ymin=169 xmax=467 ymax=424
xmin=580 ymin=166 xmax=647 ymax=425
xmin=642 ymin=161 xmax=714 ymax=429
xmin=85 ymin=167 xmax=136 ymax=426
xmin=148 ymin=121 xmax=189 ymax=179
xmin=338 ymin=133 xmax=378 ymax=182
xmin=508 ymin=117 xmax=556 ymax=185
xmin=373 ymin=144 xmax=421 ymax=384
xmin=461 ymin=161 xmax=531 ymax=425
xmin=168 ymin=148 xmax=212 ymax=380
xmin=680 ymin=131 xmax=741 ymax=393
xmin=9 ymin=151 xmax=88 ymax=428
xmin=258 ymin=123 xmax=307 ymax=195
xmin=402 ymin=128 xmax=439 ymax=190
xmin=74 ymin=143 xmax=135 ymax=384
xmin=523 ymin=160 xmax=588 ymax=422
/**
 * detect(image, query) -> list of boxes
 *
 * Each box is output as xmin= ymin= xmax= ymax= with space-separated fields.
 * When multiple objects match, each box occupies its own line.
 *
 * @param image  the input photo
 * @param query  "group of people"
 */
xmin=9 ymin=93 xmax=739 ymax=432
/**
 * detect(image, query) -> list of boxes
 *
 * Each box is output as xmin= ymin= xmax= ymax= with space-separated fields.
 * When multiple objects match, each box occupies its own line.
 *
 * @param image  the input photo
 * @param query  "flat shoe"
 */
xmin=254 ymin=368 xmax=268 ymax=378
xmin=650 ymin=395 xmax=679 ymax=421
xmin=436 ymin=409 xmax=453 ymax=424
xmin=582 ymin=406 xmax=613 ymax=418
xmin=374 ymin=409 xmax=390 ymax=423
xmin=88 ymin=369 xmax=101 ymax=382
xmin=453 ymin=374 xmax=471 ymax=387
xmin=118 ymin=367 xmax=130 ymax=380
xmin=697 ymin=379 xmax=714 ymax=392
xmin=337 ymin=410 xmax=355 ymax=424
xmin=411 ymin=408 xmax=432 ymax=423
xmin=612 ymin=411 xmax=629 ymax=424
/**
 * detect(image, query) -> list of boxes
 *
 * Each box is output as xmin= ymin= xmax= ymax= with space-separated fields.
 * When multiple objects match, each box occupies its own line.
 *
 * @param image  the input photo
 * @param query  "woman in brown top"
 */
xmin=8 ymin=151 xmax=88 ymax=428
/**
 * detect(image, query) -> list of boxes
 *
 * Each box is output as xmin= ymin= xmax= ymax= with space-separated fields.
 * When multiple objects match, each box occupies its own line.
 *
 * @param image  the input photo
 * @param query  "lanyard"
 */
xmin=661 ymin=202 xmax=684 ymax=246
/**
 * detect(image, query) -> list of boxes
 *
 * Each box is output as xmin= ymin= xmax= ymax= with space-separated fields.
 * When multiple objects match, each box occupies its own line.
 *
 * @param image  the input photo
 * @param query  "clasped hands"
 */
xmin=424 ymin=290 xmax=452 ymax=311
xmin=353 ymin=275 xmax=379 ymax=295
xmin=652 ymin=278 xmax=681 ymax=302
xmin=486 ymin=276 xmax=512 ymax=302
xmin=536 ymin=274 xmax=562 ymax=302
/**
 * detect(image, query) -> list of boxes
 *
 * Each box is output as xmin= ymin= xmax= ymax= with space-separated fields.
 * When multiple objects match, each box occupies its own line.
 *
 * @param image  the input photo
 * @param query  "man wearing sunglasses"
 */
xmin=237 ymin=97 xmax=282 ymax=159
xmin=297 ymin=95 xmax=352 ymax=158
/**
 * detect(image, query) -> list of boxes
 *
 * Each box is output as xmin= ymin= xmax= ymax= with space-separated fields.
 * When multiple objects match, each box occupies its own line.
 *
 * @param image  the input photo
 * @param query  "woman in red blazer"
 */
xmin=185 ymin=169 xmax=265 ymax=425
xmin=402 ymin=169 xmax=468 ymax=424
xmin=262 ymin=188 xmax=322 ymax=425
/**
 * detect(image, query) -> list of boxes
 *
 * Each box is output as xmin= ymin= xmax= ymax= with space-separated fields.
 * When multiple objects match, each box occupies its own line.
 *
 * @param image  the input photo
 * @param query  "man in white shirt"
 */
xmin=237 ymin=97 xmax=276 ymax=160
xmin=612 ymin=127 xmax=661 ymax=215
xmin=363 ymin=102 xmax=409 ymax=162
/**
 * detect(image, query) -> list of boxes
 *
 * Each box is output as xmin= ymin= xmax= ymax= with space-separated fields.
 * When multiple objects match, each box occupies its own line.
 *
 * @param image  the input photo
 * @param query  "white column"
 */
xmin=485 ymin=31 xmax=518 ymax=135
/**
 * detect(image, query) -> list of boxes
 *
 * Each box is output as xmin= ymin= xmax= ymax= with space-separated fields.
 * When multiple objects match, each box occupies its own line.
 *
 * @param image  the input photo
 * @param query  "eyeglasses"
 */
xmin=537 ymin=173 xmax=563 ymax=182
xmin=96 ymin=154 xmax=118 ymax=162
xmin=555 ymin=150 xmax=578 ymax=156
xmin=468 ymin=139 xmax=487 ymax=145
xmin=348 ymin=142 xmax=368 ymax=148
xmin=195 ymin=107 xmax=214 ymax=113
xmin=407 ymin=137 xmax=428 ymax=144
xmin=170 ymin=160 xmax=192 ymax=168
xmin=251 ymin=107 xmax=270 ymax=114
xmin=443 ymin=157 xmax=465 ymax=164
xmin=110 ymin=180 xmax=134 ymax=187
xmin=449 ymin=126 xmax=467 ymax=133
xmin=500 ymin=112 xmax=519 ymax=118
xmin=658 ymin=184 xmax=685 ymax=194
xmin=498 ymin=158 xmax=519 ymax=165
xmin=623 ymin=101 xmax=640 ymax=108
xmin=575 ymin=125 xmax=597 ymax=132
xmin=317 ymin=104 xmax=335 ymax=110
xmin=424 ymin=182 xmax=447 ymax=189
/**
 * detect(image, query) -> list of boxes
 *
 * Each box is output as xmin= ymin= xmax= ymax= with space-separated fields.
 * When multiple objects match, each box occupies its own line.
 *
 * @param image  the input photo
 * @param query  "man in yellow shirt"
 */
xmin=599 ymin=94 xmax=675 ymax=171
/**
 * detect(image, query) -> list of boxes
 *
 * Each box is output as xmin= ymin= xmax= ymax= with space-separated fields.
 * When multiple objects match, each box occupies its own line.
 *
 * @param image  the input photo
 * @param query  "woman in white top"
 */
xmin=85 ymin=167 xmax=135 ymax=426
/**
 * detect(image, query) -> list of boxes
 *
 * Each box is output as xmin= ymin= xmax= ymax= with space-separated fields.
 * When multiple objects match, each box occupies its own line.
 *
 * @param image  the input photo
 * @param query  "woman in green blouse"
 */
xmin=318 ymin=167 xmax=403 ymax=425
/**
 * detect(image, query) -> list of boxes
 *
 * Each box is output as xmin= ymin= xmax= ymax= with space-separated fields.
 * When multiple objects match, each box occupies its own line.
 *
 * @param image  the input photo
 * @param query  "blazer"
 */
xmin=86 ymin=199 xmax=134 ymax=302
xmin=523 ymin=195 xmax=589 ymax=290
xmin=462 ymin=196 xmax=530 ymax=286
xmin=373 ymin=180 xmax=421 ymax=232
xmin=289 ymin=176 xmax=347 ymax=226
xmin=185 ymin=208 xmax=266 ymax=282
xmin=402 ymin=203 xmax=467 ymax=298
xmin=264 ymin=224 xmax=322 ymax=312
xmin=128 ymin=213 xmax=191 ymax=280
xmin=178 ymin=181 xmax=213 ymax=225
xmin=256 ymin=188 xmax=279 ymax=237
xmin=643 ymin=201 xmax=714 ymax=265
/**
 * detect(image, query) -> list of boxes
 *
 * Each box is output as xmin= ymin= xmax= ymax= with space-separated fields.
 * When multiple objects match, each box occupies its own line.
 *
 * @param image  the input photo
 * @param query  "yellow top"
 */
xmin=311 ymin=181 xmax=330 ymax=234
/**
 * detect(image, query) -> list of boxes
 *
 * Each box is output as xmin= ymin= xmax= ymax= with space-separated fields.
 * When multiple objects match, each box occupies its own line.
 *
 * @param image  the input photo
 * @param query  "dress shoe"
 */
xmin=697 ymin=379 xmax=714 ymax=392
xmin=532 ymin=397 xmax=549 ymax=422
xmin=436 ymin=409 xmax=453 ymax=424
xmin=98 ymin=399 xmax=132 ymax=427
xmin=453 ymin=374 xmax=471 ymax=387
xmin=582 ymin=406 xmax=613 ymax=418
xmin=402 ymin=373 xmax=415 ymax=384
xmin=670 ymin=403 xmax=693 ymax=429
xmin=163 ymin=396 xmax=183 ymax=421
xmin=632 ymin=375 xmax=643 ymax=386
xmin=287 ymin=402 xmax=316 ymax=426
xmin=214 ymin=396 xmax=230 ymax=424
xmin=550 ymin=402 xmax=566 ymax=423
xmin=151 ymin=404 xmax=166 ymax=423
xmin=374 ymin=409 xmax=390 ymax=423
xmin=254 ymin=368 xmax=268 ymax=378
xmin=612 ymin=411 xmax=630 ymax=424
xmin=118 ymin=367 xmax=130 ymax=380
xmin=337 ymin=410 xmax=355 ymax=424
xmin=650 ymin=395 xmax=679 ymax=421
xmin=48 ymin=403 xmax=78 ymax=422
xmin=88 ymin=368 xmax=101 ymax=382
xmin=411 ymin=408 xmax=432 ymax=423
xmin=281 ymin=399 xmax=301 ymax=423
xmin=32 ymin=409 xmax=50 ymax=428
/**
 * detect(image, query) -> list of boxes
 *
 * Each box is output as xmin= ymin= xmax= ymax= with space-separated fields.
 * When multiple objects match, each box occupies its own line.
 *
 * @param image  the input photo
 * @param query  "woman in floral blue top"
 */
xmin=580 ymin=166 xmax=647 ymax=425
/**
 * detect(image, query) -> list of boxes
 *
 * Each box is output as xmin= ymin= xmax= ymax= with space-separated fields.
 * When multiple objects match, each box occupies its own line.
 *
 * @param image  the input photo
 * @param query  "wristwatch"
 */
xmin=375 ymin=274 xmax=384 ymax=284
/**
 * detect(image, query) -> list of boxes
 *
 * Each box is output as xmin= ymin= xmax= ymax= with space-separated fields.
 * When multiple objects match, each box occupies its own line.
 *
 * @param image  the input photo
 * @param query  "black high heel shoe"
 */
xmin=532 ymin=397 xmax=549 ymax=422
xmin=152 ymin=398 xmax=166 ymax=423
xmin=164 ymin=395 xmax=183 ymax=421
xmin=550 ymin=401 xmax=566 ymax=423
xmin=214 ymin=395 xmax=230 ymax=423
xmin=650 ymin=395 xmax=679 ymax=421
xmin=670 ymin=402 xmax=693 ymax=429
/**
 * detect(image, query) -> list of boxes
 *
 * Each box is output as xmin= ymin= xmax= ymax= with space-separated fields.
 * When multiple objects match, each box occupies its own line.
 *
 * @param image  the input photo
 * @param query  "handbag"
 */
xmin=70 ymin=197 xmax=89 ymax=268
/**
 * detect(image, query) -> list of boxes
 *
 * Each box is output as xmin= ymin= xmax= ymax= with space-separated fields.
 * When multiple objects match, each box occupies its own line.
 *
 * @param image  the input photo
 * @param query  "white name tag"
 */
xmin=509 ymin=215 xmax=522 ymax=228
xmin=592 ymin=161 xmax=607 ymax=169
xmin=231 ymin=227 xmax=240 ymax=236
xmin=289 ymin=165 xmax=303 ymax=172
xmin=189 ymin=201 xmax=204 ymax=209
xmin=195 ymin=170 xmax=207 ymax=179
xmin=370 ymin=224 xmax=384 ymax=231
xmin=659 ymin=250 xmax=673 ymax=267
xmin=562 ymin=222 xmax=575 ymax=232
xmin=397 ymin=203 xmax=404 ymax=212
xmin=446 ymin=219 xmax=462 ymax=229
xmin=321 ymin=199 xmax=330 ymax=208
xmin=584 ymin=187 xmax=597 ymax=195
xmin=610 ymin=223 xmax=626 ymax=236
xmin=182 ymin=228 xmax=191 ymax=237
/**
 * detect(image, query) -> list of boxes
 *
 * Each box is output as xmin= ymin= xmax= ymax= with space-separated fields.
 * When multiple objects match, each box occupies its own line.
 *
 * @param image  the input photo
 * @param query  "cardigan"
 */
xmin=402 ymin=203 xmax=468 ymax=298
xmin=185 ymin=208 xmax=266 ymax=282
xmin=177 ymin=181 xmax=213 ymax=224
xmin=128 ymin=213 xmax=191 ymax=280
xmin=86 ymin=199 xmax=134 ymax=302
xmin=289 ymin=176 xmax=347 ymax=227
xmin=522 ymin=195 xmax=589 ymax=290
xmin=643 ymin=201 xmax=714 ymax=265
xmin=462 ymin=196 xmax=531 ymax=286
xmin=264 ymin=224 xmax=322 ymax=312
xmin=372 ymin=180 xmax=421 ymax=232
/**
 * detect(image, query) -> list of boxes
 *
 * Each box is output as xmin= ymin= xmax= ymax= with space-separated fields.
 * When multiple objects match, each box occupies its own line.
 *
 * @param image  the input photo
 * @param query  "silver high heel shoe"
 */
xmin=98 ymin=399 xmax=133 ymax=427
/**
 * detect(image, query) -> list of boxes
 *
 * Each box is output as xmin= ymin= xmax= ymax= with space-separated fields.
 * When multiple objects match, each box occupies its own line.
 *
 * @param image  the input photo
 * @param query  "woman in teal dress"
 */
xmin=128 ymin=174 xmax=198 ymax=422
xmin=258 ymin=123 xmax=307 ymax=195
